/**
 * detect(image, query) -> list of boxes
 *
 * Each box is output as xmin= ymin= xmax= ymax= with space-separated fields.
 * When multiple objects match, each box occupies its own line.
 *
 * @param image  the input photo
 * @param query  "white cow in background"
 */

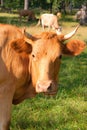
xmin=37 ymin=13 xmax=62 ymax=34
xmin=37 ymin=13 xmax=59 ymax=30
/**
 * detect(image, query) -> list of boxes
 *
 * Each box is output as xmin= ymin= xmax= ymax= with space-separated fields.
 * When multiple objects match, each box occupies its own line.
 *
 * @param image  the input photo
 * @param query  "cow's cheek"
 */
xmin=48 ymin=59 xmax=61 ymax=93
xmin=54 ymin=59 xmax=61 ymax=81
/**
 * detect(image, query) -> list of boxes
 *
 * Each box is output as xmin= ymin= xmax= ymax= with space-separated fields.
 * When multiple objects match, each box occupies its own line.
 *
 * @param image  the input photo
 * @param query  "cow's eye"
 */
xmin=32 ymin=54 xmax=37 ymax=61
xmin=32 ymin=54 xmax=35 ymax=58
xmin=59 ymin=55 xmax=62 ymax=59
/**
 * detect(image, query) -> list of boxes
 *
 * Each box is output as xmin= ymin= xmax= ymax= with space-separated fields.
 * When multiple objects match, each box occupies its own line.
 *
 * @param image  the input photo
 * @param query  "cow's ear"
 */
xmin=11 ymin=38 xmax=32 ymax=54
xmin=62 ymin=39 xmax=86 ymax=56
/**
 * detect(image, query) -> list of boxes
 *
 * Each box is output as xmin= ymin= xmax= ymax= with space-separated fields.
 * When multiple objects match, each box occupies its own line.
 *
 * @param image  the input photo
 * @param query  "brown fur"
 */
xmin=0 ymin=24 xmax=86 ymax=130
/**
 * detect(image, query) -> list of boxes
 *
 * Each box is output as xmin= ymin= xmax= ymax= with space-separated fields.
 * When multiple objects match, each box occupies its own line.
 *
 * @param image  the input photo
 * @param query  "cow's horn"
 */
xmin=64 ymin=25 xmax=80 ymax=40
xmin=24 ymin=29 xmax=36 ymax=41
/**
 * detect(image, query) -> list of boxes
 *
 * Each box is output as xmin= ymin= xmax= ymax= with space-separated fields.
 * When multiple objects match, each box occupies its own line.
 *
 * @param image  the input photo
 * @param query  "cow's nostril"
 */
xmin=47 ymin=83 xmax=52 ymax=91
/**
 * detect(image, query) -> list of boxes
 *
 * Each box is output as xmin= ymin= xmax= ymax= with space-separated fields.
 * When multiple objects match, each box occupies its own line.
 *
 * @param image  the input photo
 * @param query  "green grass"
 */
xmin=0 ymin=12 xmax=87 ymax=130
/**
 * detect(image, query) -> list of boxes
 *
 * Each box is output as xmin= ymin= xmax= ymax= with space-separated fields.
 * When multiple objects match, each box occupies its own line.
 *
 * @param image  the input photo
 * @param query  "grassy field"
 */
xmin=0 ymin=12 xmax=87 ymax=130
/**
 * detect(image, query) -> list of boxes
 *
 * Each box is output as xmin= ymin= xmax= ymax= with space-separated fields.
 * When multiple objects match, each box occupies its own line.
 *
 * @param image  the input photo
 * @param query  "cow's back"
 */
xmin=19 ymin=9 xmax=28 ymax=16
xmin=40 ymin=13 xmax=58 ymax=29
xmin=41 ymin=14 xmax=54 ymax=25
xmin=0 ymin=24 xmax=23 ymax=47
xmin=0 ymin=24 xmax=24 ymax=82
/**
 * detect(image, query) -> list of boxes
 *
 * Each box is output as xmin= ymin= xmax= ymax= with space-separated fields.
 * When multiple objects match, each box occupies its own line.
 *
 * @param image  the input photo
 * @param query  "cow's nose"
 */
xmin=36 ymin=80 xmax=53 ymax=93
xmin=47 ymin=83 xmax=52 ymax=92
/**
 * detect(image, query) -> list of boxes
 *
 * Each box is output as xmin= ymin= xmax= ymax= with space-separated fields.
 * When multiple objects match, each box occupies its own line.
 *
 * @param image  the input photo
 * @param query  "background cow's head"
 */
xmin=11 ymin=26 xmax=86 ymax=95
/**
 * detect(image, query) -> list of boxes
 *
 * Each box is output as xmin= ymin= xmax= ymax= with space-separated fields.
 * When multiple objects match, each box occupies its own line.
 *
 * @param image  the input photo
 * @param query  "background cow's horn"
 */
xmin=64 ymin=25 xmax=80 ymax=40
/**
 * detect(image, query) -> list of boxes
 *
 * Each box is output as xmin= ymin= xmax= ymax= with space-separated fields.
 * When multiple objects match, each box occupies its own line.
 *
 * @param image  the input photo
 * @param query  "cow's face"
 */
xmin=11 ymin=28 xmax=85 ymax=95
xmin=31 ymin=34 xmax=62 ymax=95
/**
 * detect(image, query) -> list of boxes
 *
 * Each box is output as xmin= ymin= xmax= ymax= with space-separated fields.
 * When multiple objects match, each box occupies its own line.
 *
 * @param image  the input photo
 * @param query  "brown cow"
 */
xmin=19 ymin=9 xmax=36 ymax=21
xmin=0 ymin=24 xmax=86 ymax=130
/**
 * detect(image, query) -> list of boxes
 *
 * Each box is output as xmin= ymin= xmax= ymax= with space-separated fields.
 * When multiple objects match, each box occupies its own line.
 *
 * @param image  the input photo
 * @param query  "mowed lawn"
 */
xmin=0 ymin=13 xmax=87 ymax=130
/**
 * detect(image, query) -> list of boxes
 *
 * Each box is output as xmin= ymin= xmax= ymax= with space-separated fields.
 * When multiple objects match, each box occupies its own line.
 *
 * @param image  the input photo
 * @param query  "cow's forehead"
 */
xmin=32 ymin=34 xmax=62 ymax=60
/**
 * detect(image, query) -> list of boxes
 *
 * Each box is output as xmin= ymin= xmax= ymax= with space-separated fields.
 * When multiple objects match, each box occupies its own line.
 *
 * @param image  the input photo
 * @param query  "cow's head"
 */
xmin=11 ymin=25 xmax=86 ymax=95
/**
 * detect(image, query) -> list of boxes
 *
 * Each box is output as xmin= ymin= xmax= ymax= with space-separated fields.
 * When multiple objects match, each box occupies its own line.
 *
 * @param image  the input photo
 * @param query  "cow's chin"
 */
xmin=36 ymin=88 xmax=58 ymax=96
xmin=43 ymin=89 xmax=58 ymax=96
xmin=36 ymin=90 xmax=58 ymax=97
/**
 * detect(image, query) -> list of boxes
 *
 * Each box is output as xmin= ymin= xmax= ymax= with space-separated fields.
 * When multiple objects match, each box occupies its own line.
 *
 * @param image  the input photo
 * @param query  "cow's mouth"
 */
xmin=44 ymin=89 xmax=58 ymax=96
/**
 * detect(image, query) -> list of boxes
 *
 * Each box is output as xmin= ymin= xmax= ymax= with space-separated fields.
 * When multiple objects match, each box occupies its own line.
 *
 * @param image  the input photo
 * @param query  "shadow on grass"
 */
xmin=16 ymin=119 xmax=57 ymax=130
xmin=0 ymin=15 xmax=38 ymax=27
xmin=60 ymin=14 xmax=76 ymax=23
xmin=0 ymin=13 xmax=77 ymax=27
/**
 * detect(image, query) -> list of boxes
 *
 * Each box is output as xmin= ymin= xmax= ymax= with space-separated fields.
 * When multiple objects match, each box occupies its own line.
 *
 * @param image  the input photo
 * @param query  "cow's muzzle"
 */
xmin=36 ymin=80 xmax=58 ymax=95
